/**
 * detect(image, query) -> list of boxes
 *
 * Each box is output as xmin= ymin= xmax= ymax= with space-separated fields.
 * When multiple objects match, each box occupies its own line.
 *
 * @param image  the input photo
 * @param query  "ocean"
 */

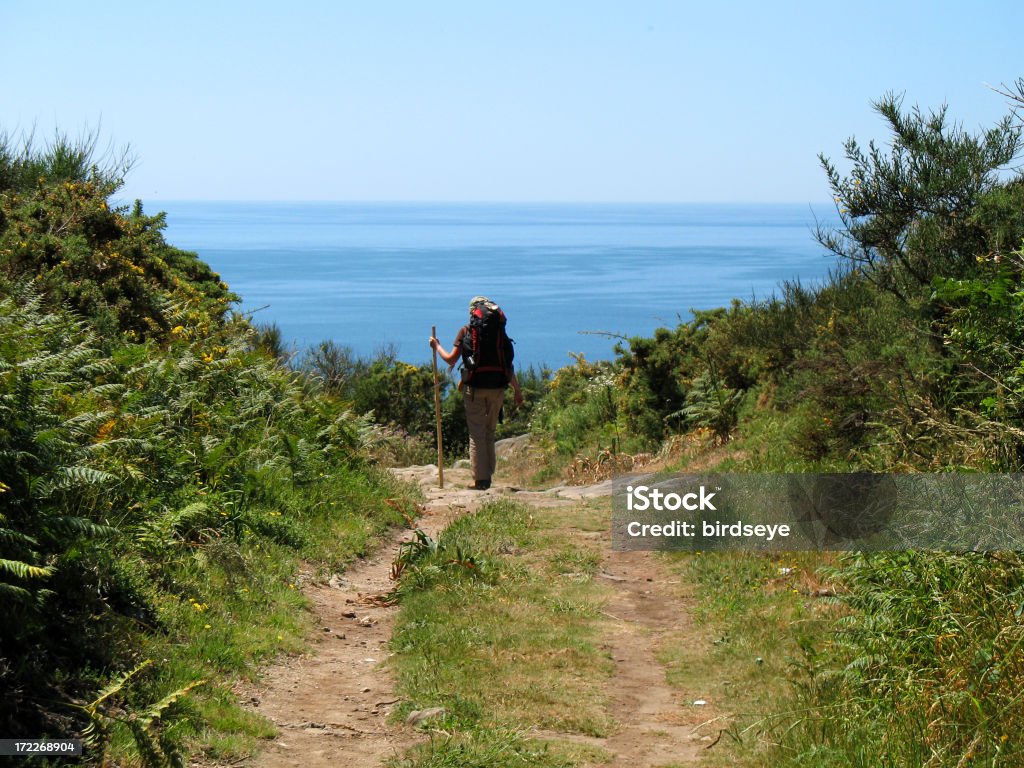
xmin=155 ymin=202 xmax=841 ymax=369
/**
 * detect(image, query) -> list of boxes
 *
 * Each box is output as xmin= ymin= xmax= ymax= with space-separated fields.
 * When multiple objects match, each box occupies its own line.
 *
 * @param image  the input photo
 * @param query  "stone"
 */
xmin=405 ymin=707 xmax=447 ymax=727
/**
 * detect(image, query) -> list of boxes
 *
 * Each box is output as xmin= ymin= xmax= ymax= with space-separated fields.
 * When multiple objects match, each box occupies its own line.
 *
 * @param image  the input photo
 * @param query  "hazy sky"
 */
xmin=4 ymin=1 xmax=1022 ymax=202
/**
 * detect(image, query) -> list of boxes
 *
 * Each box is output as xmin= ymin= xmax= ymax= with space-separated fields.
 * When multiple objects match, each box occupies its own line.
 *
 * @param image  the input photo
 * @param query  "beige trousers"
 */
xmin=464 ymin=386 xmax=505 ymax=482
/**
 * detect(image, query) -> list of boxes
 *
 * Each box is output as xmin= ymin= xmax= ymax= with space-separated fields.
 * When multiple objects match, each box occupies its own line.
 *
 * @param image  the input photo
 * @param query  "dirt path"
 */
xmin=597 ymin=549 xmax=704 ymax=766
xmin=239 ymin=457 xmax=709 ymax=767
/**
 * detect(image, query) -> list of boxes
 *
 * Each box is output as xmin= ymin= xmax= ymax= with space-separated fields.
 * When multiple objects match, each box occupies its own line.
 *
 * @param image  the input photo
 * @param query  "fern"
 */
xmin=0 ymin=558 xmax=54 ymax=580
xmin=80 ymin=660 xmax=205 ymax=768
xmin=31 ymin=465 xmax=117 ymax=498
xmin=135 ymin=678 xmax=206 ymax=730
xmin=64 ymin=409 xmax=117 ymax=438
xmin=86 ymin=659 xmax=153 ymax=713
xmin=89 ymin=382 xmax=128 ymax=398
xmin=43 ymin=515 xmax=115 ymax=538
xmin=135 ymin=502 xmax=212 ymax=552
xmin=0 ymin=582 xmax=35 ymax=602
xmin=0 ymin=525 xmax=38 ymax=546
xmin=75 ymin=359 xmax=119 ymax=378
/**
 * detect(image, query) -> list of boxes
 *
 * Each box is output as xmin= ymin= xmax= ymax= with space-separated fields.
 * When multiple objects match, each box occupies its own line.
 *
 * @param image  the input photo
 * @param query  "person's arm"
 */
xmin=429 ymin=334 xmax=461 ymax=367
xmin=508 ymin=369 xmax=525 ymax=407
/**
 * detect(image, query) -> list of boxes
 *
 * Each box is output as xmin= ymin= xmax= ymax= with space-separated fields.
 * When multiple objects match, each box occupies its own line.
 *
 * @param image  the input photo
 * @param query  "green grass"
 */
xmin=658 ymin=546 xmax=1024 ymax=768
xmin=388 ymin=498 xmax=615 ymax=767
xmin=88 ymin=465 xmax=416 ymax=766
xmin=657 ymin=549 xmax=836 ymax=767
xmin=649 ymin=400 xmax=1024 ymax=767
xmin=391 ymin=729 xmax=607 ymax=768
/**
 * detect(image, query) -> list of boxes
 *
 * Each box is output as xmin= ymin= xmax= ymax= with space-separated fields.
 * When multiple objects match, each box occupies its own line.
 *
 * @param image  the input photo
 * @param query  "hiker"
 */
xmin=430 ymin=296 xmax=524 ymax=491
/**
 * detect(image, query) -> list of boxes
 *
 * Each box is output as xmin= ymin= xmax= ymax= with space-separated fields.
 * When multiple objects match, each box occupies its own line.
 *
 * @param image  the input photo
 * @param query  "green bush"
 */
xmin=0 ymin=131 xmax=412 ymax=764
xmin=817 ymin=92 xmax=1021 ymax=305
xmin=777 ymin=552 xmax=1024 ymax=767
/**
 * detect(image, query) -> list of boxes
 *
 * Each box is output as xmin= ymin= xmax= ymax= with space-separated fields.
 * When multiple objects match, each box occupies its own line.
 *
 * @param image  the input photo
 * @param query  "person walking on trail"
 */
xmin=430 ymin=296 xmax=524 ymax=491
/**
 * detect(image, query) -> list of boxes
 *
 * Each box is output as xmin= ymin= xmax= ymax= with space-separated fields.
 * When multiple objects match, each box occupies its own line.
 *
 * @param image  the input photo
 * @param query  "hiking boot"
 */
xmin=472 ymin=479 xmax=491 ymax=491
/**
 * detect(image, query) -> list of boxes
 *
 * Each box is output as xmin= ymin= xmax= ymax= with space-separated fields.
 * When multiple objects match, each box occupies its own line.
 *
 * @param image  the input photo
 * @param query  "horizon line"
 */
xmin=112 ymin=197 xmax=838 ymax=207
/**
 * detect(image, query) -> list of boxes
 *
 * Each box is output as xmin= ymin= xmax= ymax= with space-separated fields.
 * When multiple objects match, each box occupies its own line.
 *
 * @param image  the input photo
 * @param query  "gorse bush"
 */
xmin=521 ymin=84 xmax=1024 ymax=766
xmin=817 ymin=92 xmax=1021 ymax=304
xmin=756 ymin=89 xmax=1024 ymax=765
xmin=529 ymin=86 xmax=1024 ymax=472
xmin=0 ymin=131 xmax=411 ymax=764
xmin=0 ymin=128 xmax=131 ymax=200
xmin=298 ymin=343 xmax=550 ymax=465
xmin=298 ymin=341 xmax=463 ymax=459
xmin=530 ymin=354 xmax=624 ymax=457
xmin=0 ymin=136 xmax=234 ymax=342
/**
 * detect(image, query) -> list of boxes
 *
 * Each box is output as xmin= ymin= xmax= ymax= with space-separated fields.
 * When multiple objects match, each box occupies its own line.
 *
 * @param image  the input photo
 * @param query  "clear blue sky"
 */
xmin=4 ymin=0 xmax=1021 ymax=202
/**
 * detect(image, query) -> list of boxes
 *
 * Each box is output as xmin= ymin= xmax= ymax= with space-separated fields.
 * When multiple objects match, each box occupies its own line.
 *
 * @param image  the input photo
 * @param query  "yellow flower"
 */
xmin=171 ymin=325 xmax=185 ymax=335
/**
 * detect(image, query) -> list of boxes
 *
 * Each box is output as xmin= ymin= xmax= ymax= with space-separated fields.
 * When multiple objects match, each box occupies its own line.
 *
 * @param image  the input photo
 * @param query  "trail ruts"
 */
xmin=240 ymin=458 xmax=712 ymax=767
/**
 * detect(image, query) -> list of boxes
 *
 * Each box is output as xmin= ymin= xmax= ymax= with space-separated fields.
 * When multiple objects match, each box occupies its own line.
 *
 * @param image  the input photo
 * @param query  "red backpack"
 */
xmin=459 ymin=300 xmax=515 ymax=387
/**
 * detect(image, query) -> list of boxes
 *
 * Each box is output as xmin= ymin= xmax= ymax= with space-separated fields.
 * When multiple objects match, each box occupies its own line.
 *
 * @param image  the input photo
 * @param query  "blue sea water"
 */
xmin=155 ymin=202 xmax=840 ymax=369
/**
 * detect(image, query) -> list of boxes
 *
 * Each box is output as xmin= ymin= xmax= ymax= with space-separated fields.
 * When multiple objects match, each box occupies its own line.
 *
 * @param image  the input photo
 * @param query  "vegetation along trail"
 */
xmin=11 ymin=85 xmax=1024 ymax=767
xmin=241 ymin=444 xmax=715 ymax=768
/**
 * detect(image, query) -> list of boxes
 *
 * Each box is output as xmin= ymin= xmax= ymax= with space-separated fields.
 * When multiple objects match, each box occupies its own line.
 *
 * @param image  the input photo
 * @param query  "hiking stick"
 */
xmin=431 ymin=325 xmax=444 ymax=488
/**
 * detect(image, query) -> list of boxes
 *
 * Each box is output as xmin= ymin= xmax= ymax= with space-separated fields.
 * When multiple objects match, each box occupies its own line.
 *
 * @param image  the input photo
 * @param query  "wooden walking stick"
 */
xmin=431 ymin=325 xmax=444 ymax=488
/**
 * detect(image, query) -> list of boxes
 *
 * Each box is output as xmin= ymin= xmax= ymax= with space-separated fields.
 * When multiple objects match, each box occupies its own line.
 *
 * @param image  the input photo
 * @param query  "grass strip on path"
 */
xmin=388 ymin=497 xmax=615 ymax=768
xmin=657 ymin=550 xmax=836 ymax=767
